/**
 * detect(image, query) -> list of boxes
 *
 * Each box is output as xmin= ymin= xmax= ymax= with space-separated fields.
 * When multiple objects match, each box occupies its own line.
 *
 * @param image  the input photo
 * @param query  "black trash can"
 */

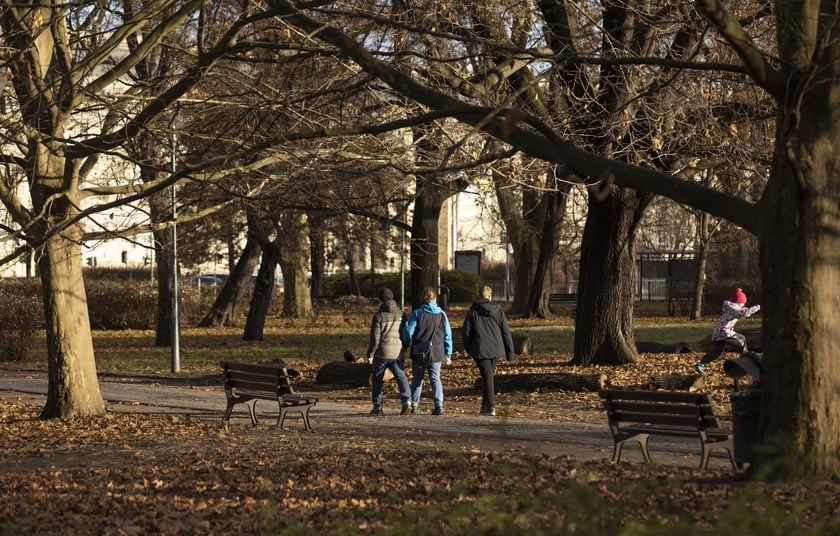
xmin=730 ymin=389 xmax=761 ymax=464
xmin=437 ymin=285 xmax=450 ymax=311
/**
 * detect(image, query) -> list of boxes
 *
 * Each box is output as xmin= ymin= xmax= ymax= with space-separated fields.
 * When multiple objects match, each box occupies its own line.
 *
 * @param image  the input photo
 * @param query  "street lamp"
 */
xmin=170 ymin=128 xmax=180 ymax=373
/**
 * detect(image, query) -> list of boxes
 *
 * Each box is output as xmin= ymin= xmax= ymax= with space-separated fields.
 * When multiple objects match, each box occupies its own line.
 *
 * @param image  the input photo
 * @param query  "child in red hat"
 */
xmin=693 ymin=288 xmax=760 ymax=376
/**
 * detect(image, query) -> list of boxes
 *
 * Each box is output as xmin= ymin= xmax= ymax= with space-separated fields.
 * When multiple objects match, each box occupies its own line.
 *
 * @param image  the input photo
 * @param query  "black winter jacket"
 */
xmin=461 ymin=298 xmax=514 ymax=361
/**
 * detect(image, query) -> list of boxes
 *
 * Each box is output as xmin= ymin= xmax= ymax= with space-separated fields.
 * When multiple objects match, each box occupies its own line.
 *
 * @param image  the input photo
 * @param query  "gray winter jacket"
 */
xmin=366 ymin=300 xmax=405 ymax=360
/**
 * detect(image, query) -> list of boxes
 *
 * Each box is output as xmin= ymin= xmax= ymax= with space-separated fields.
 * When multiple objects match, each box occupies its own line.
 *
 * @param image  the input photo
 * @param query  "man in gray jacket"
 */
xmin=366 ymin=288 xmax=412 ymax=415
xmin=462 ymin=285 xmax=514 ymax=416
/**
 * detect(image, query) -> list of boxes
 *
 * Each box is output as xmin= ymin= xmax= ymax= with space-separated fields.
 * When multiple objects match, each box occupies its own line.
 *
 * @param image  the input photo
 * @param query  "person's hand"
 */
xmin=368 ymin=357 xmax=374 ymax=365
xmin=444 ymin=355 xmax=452 ymax=366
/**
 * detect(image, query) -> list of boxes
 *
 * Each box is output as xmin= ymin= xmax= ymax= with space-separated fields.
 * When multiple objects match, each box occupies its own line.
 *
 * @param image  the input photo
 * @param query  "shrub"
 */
xmin=84 ymin=278 xmax=157 ymax=329
xmin=324 ymin=269 xmax=482 ymax=305
xmin=0 ymin=279 xmax=44 ymax=362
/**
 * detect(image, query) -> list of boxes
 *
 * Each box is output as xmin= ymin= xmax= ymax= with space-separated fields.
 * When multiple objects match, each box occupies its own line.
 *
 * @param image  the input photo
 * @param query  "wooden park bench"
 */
xmin=548 ymin=293 xmax=577 ymax=316
xmin=599 ymin=389 xmax=737 ymax=470
xmin=220 ymin=361 xmax=318 ymax=431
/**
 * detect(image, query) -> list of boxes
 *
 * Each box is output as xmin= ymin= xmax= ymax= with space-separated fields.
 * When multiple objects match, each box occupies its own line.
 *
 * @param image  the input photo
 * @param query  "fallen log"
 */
xmin=484 ymin=372 xmax=608 ymax=393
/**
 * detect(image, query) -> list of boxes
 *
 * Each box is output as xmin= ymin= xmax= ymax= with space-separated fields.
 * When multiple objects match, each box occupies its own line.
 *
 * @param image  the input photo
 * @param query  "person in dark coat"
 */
xmin=462 ymin=285 xmax=514 ymax=416
xmin=401 ymin=286 xmax=453 ymax=415
xmin=366 ymin=288 xmax=412 ymax=415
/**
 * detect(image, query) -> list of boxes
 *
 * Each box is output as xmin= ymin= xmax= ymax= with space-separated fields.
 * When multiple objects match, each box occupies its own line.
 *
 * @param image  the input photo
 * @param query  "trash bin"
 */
xmin=730 ymin=389 xmax=761 ymax=464
xmin=437 ymin=285 xmax=450 ymax=311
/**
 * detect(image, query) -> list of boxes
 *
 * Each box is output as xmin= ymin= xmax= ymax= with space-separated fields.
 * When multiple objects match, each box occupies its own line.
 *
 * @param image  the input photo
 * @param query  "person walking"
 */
xmin=401 ymin=286 xmax=453 ymax=415
xmin=462 ymin=285 xmax=514 ymax=416
xmin=693 ymin=287 xmax=761 ymax=376
xmin=366 ymin=288 xmax=413 ymax=415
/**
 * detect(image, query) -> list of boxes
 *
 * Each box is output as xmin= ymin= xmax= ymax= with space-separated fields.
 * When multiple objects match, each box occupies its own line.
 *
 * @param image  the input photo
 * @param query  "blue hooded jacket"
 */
xmin=401 ymin=300 xmax=453 ymax=362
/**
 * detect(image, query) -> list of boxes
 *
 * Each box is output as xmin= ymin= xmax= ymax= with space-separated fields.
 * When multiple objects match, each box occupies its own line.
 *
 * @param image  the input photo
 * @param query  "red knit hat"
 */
xmin=730 ymin=288 xmax=747 ymax=304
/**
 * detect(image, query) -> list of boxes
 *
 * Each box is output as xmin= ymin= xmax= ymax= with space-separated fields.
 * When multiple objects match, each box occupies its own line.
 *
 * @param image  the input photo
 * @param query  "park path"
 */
xmin=0 ymin=371 xmax=738 ymax=470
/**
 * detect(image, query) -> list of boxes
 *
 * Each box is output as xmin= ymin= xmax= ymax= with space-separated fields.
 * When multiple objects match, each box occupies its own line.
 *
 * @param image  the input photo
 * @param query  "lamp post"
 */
xmin=170 ymin=130 xmax=180 ymax=373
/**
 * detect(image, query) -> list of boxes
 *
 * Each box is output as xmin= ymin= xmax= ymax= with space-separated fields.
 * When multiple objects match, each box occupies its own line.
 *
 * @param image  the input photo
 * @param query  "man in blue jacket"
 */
xmin=401 ymin=287 xmax=453 ymax=415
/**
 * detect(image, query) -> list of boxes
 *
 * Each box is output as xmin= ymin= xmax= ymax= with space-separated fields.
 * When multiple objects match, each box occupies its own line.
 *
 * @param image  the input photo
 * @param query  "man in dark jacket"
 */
xmin=462 ymin=285 xmax=514 ymax=416
xmin=366 ymin=288 xmax=412 ymax=415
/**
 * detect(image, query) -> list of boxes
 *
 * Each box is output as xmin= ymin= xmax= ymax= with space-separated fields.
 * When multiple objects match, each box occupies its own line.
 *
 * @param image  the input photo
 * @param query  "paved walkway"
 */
xmin=0 ymin=372 xmax=739 ymax=470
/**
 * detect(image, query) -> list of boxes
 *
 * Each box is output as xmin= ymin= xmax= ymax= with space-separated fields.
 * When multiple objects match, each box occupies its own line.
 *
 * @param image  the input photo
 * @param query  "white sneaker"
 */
xmin=693 ymin=363 xmax=706 ymax=376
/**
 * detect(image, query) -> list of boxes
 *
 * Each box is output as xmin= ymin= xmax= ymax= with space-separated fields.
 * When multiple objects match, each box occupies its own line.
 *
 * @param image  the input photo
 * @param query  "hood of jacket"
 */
xmin=419 ymin=300 xmax=443 ymax=315
xmin=471 ymin=298 xmax=498 ymax=317
xmin=379 ymin=299 xmax=402 ymax=315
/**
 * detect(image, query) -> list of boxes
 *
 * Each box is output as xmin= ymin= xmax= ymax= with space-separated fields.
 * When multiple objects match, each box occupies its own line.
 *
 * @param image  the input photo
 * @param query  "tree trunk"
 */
xmin=409 ymin=185 xmax=445 ymax=308
xmin=38 ymin=212 xmax=105 ymax=418
xmin=525 ymin=184 xmax=570 ymax=318
xmin=757 ymin=105 xmax=840 ymax=477
xmin=571 ymin=187 xmax=651 ymax=365
xmin=243 ymin=241 xmax=280 ymax=341
xmin=280 ymin=211 xmax=313 ymax=319
xmin=309 ymin=215 xmax=327 ymax=297
xmin=691 ymin=209 xmax=710 ymax=320
xmin=198 ymin=234 xmax=260 ymax=327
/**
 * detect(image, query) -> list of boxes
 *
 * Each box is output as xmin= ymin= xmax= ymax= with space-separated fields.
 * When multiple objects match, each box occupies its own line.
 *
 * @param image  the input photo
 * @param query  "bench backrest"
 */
xmin=599 ymin=389 xmax=722 ymax=430
xmin=220 ymin=361 xmax=295 ymax=396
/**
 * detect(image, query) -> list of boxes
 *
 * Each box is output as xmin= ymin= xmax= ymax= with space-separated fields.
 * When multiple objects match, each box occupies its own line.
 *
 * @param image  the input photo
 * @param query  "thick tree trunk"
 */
xmin=281 ymin=211 xmax=312 ymax=319
xmin=198 ymin=235 xmax=260 ymax=327
xmin=757 ymin=109 xmax=840 ymax=477
xmin=38 ymin=222 xmax=105 ymax=418
xmin=409 ymin=186 xmax=444 ymax=308
xmin=571 ymin=187 xmax=651 ymax=365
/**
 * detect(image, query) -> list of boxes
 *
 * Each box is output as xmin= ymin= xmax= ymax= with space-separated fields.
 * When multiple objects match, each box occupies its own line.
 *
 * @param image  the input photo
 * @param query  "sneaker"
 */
xmin=693 ymin=363 xmax=706 ymax=376
xmin=431 ymin=407 xmax=443 ymax=416
xmin=400 ymin=404 xmax=413 ymax=415
xmin=370 ymin=406 xmax=384 ymax=415
xmin=480 ymin=406 xmax=496 ymax=416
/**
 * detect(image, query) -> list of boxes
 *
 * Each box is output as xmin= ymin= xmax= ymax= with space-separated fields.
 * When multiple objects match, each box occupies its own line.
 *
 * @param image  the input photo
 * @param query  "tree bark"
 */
xmin=280 ymin=211 xmax=313 ymax=319
xmin=758 ymin=107 xmax=840 ymax=477
xmin=37 ymin=199 xmax=105 ymax=418
xmin=571 ymin=186 xmax=652 ymax=365
xmin=409 ymin=182 xmax=445 ymax=308
xmin=243 ymin=240 xmax=279 ymax=341
xmin=198 ymin=234 xmax=260 ymax=327
xmin=309 ymin=215 xmax=327 ymax=297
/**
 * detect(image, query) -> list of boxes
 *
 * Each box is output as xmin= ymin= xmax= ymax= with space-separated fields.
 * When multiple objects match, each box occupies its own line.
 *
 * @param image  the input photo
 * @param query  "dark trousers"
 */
xmin=473 ymin=357 xmax=499 ymax=409
xmin=700 ymin=333 xmax=747 ymax=364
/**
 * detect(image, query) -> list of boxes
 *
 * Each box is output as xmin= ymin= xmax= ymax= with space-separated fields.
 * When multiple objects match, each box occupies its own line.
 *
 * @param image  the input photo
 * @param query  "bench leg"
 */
xmin=246 ymin=400 xmax=259 ymax=425
xmin=277 ymin=404 xmax=315 ymax=431
xmin=701 ymin=440 xmax=739 ymax=470
xmin=613 ymin=434 xmax=652 ymax=464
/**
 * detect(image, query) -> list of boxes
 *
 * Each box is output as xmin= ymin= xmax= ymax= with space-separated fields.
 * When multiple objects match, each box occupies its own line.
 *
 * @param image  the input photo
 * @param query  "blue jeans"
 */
xmin=410 ymin=359 xmax=443 ymax=410
xmin=371 ymin=358 xmax=412 ymax=408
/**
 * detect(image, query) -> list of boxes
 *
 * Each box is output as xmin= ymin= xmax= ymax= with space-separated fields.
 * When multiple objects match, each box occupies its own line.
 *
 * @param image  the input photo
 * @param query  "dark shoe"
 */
xmin=431 ymin=407 xmax=443 ymax=416
xmin=693 ymin=363 xmax=706 ymax=376
xmin=400 ymin=404 xmax=413 ymax=415
xmin=370 ymin=406 xmax=384 ymax=415
xmin=480 ymin=406 xmax=496 ymax=416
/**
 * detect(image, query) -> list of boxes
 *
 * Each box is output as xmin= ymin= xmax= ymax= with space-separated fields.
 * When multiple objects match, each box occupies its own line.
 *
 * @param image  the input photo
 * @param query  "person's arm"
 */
xmin=366 ymin=313 xmax=381 ymax=362
xmin=442 ymin=312 xmax=453 ymax=356
xmin=499 ymin=311 xmax=515 ymax=361
xmin=401 ymin=310 xmax=417 ymax=345
xmin=461 ymin=312 xmax=473 ymax=354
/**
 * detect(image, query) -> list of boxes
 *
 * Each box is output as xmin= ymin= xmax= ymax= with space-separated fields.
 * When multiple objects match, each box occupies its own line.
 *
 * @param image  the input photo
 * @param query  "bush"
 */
xmin=324 ymin=269 xmax=482 ymax=305
xmin=85 ymin=278 xmax=157 ymax=330
xmin=0 ymin=279 xmax=44 ymax=362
